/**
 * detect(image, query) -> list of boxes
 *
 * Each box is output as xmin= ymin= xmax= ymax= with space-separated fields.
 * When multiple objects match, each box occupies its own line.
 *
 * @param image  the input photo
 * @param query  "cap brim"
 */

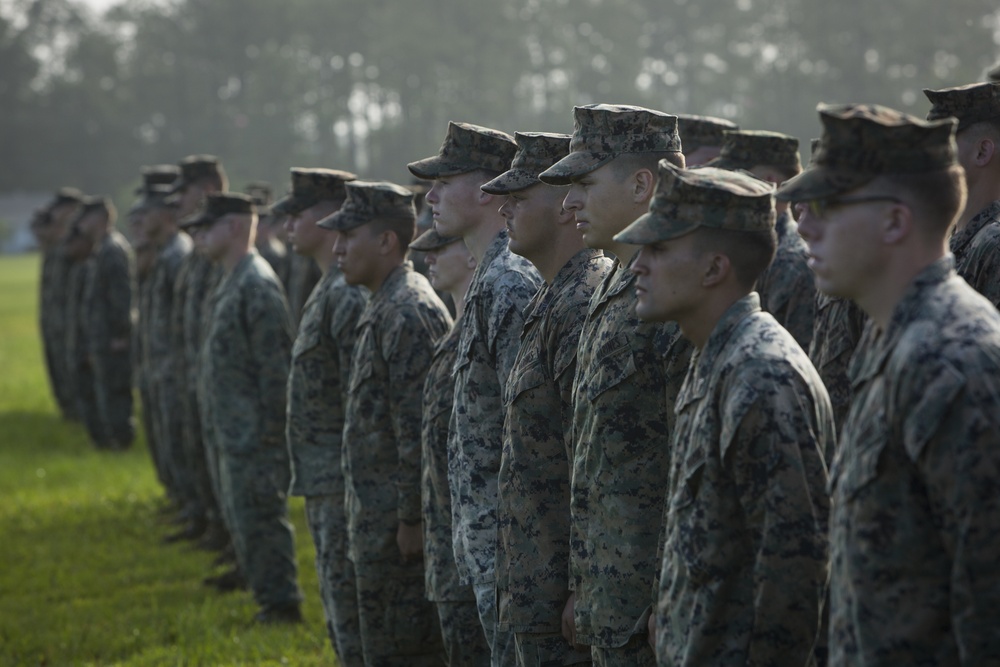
xmin=776 ymin=166 xmax=872 ymax=202
xmin=317 ymin=209 xmax=366 ymax=231
xmin=178 ymin=211 xmax=214 ymax=229
xmin=538 ymin=151 xmax=612 ymax=186
xmin=481 ymin=169 xmax=542 ymax=195
xmin=703 ymin=156 xmax=748 ymax=172
xmin=270 ymin=194 xmax=311 ymax=216
xmin=614 ymin=211 xmax=701 ymax=245
xmin=407 ymin=155 xmax=481 ymax=180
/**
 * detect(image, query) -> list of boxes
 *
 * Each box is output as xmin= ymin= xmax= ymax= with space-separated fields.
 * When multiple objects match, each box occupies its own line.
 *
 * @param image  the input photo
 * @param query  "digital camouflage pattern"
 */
xmin=270 ymin=167 xmax=356 ymax=215
xmin=777 ymin=104 xmax=958 ymax=202
xmin=198 ymin=251 xmax=300 ymax=611
xmin=40 ymin=241 xmax=77 ymax=419
xmin=830 ymin=257 xmax=1000 ymax=665
xmin=342 ymin=263 xmax=450 ymax=663
xmin=286 ymin=267 xmax=366 ymax=661
xmin=756 ymin=210 xmax=816 ymax=349
xmin=319 ymin=180 xmax=415 ymax=232
xmin=146 ymin=232 xmax=192 ymax=500
xmin=676 ymin=114 xmax=739 ymax=152
xmin=949 ymin=199 xmax=1000 ymax=308
xmin=809 ymin=293 xmax=867 ymax=441
xmin=421 ymin=323 xmax=489 ymax=665
xmin=569 ymin=256 xmax=691 ymax=650
xmin=421 ymin=324 xmax=473 ymax=602
xmin=923 ymin=81 xmax=1000 ymax=130
xmin=406 ymin=121 xmax=517 ymax=180
xmin=616 ymin=163 xmax=776 ymax=244
xmin=343 ymin=262 xmax=452 ymax=564
xmin=481 ymin=132 xmax=572 ymax=194
xmin=287 ymin=267 xmax=366 ymax=496
xmin=657 ymin=294 xmax=832 ymax=666
xmin=705 ymin=129 xmax=801 ymax=173
xmin=538 ymin=104 xmax=682 ymax=185
xmin=448 ymin=230 xmax=542 ymax=585
xmin=496 ymin=248 xmax=612 ymax=634
xmin=304 ymin=494 xmax=364 ymax=667
xmin=82 ymin=229 xmax=135 ymax=447
xmin=353 ymin=562 xmax=445 ymax=666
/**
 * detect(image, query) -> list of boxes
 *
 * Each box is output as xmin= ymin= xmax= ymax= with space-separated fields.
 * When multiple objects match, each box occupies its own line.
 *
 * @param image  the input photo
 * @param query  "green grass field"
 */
xmin=0 ymin=254 xmax=335 ymax=666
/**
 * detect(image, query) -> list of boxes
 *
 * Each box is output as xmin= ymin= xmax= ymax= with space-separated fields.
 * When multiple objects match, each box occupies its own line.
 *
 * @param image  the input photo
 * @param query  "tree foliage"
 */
xmin=3 ymin=0 xmax=999 ymax=194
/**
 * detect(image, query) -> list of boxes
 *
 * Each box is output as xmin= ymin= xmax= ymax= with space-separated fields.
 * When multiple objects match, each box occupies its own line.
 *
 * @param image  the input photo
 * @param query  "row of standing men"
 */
xmin=32 ymin=77 xmax=1000 ymax=667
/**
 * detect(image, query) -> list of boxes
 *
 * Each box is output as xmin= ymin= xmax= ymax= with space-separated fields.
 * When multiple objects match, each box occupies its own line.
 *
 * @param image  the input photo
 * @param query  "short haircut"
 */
xmin=369 ymin=216 xmax=416 ymax=252
xmin=610 ymin=151 xmax=686 ymax=181
xmin=960 ymin=118 xmax=1000 ymax=143
xmin=875 ymin=164 xmax=967 ymax=236
xmin=690 ymin=225 xmax=777 ymax=291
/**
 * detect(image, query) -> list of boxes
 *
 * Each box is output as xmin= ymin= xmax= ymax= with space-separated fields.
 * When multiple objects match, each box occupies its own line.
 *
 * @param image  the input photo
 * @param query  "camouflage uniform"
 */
xmin=192 ymin=195 xmax=301 ymax=614
xmin=40 ymin=238 xmax=77 ymax=420
xmin=421 ymin=322 xmax=491 ymax=667
xmin=924 ymin=83 xmax=1000 ymax=309
xmin=147 ymin=232 xmax=193 ymax=504
xmin=611 ymin=161 xmax=834 ymax=666
xmin=64 ymin=231 xmax=97 ymax=432
xmin=325 ymin=181 xmax=452 ymax=665
xmin=830 ymin=258 xmax=1000 ymax=664
xmin=287 ymin=253 xmax=321 ymax=327
xmin=286 ymin=267 xmax=366 ymax=666
xmin=948 ymin=200 xmax=1000 ymax=308
xmin=675 ymin=114 xmax=738 ymax=166
xmin=809 ymin=293 xmax=866 ymax=440
xmin=497 ymin=248 xmax=610 ymax=655
xmin=708 ymin=130 xmax=815 ymax=349
xmin=408 ymin=121 xmax=537 ymax=665
xmin=777 ymin=102 xmax=1000 ymax=666
xmin=82 ymin=228 xmax=135 ymax=448
xmin=538 ymin=104 xmax=692 ymax=665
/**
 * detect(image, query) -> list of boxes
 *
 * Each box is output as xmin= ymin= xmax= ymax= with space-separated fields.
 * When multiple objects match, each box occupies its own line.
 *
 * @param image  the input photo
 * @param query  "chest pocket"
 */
xmin=666 ymin=451 xmax=711 ymax=583
xmin=292 ymin=321 xmax=322 ymax=359
xmin=506 ymin=360 xmax=547 ymax=407
xmin=585 ymin=336 xmax=637 ymax=402
xmin=832 ymin=407 xmax=887 ymax=502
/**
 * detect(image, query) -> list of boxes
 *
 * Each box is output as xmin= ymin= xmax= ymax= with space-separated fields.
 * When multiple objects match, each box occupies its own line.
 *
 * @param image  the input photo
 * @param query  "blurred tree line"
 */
xmin=2 ymin=0 xmax=998 ymax=195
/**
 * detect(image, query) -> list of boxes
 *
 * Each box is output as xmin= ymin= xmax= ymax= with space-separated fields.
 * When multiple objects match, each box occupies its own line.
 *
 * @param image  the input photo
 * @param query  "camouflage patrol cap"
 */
xmin=677 ymin=114 xmax=739 ymax=151
xmin=407 ymin=122 xmax=517 ymax=179
xmin=924 ymin=82 xmax=1000 ymax=131
xmin=271 ymin=168 xmax=358 ymax=215
xmin=615 ymin=162 xmax=775 ymax=245
xmin=244 ymin=181 xmax=274 ymax=207
xmin=481 ymin=132 xmax=571 ymax=194
xmin=408 ymin=227 xmax=461 ymax=251
xmin=318 ymin=181 xmax=415 ymax=231
xmin=45 ymin=187 xmax=84 ymax=210
xmin=178 ymin=193 xmax=255 ymax=229
xmin=706 ymin=130 xmax=802 ymax=173
xmin=68 ymin=196 xmax=116 ymax=228
xmin=777 ymin=103 xmax=958 ymax=202
xmin=169 ymin=154 xmax=225 ymax=194
xmin=538 ymin=104 xmax=682 ymax=185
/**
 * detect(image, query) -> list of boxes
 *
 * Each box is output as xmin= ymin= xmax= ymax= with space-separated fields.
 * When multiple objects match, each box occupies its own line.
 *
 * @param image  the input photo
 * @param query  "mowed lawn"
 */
xmin=0 ymin=254 xmax=334 ymax=666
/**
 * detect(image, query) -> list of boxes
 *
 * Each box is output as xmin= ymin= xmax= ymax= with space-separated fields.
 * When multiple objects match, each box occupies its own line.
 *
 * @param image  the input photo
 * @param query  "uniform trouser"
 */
xmin=138 ymin=375 xmax=162 ymax=476
xmin=436 ymin=599 xmax=491 ymax=667
xmin=304 ymin=495 xmax=364 ymax=667
xmin=216 ymin=446 xmax=301 ymax=610
xmin=73 ymin=360 xmax=101 ymax=441
xmin=174 ymin=383 xmax=217 ymax=523
xmin=353 ymin=560 xmax=444 ymax=666
xmin=591 ymin=634 xmax=654 ymax=667
xmin=43 ymin=328 xmax=76 ymax=420
xmin=474 ymin=581 xmax=518 ymax=667
xmin=89 ymin=348 xmax=134 ymax=447
xmin=514 ymin=632 xmax=592 ymax=667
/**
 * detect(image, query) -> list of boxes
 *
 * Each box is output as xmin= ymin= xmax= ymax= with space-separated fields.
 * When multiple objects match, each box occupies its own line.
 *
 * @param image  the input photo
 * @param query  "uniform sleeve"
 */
xmin=487 ymin=272 xmax=537 ymax=399
xmin=384 ymin=306 xmax=449 ymax=523
xmin=103 ymin=243 xmax=135 ymax=342
xmin=723 ymin=370 xmax=832 ymax=665
xmin=247 ymin=281 xmax=293 ymax=448
xmin=910 ymin=361 xmax=1000 ymax=663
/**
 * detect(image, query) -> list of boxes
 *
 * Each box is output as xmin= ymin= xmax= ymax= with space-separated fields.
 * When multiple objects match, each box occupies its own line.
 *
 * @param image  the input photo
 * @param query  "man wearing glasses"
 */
xmin=780 ymin=103 xmax=1000 ymax=665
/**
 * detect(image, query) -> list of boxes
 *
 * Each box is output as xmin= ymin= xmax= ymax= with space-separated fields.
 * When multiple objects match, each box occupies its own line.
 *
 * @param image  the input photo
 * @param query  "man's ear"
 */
xmin=703 ymin=252 xmax=730 ymax=288
xmin=882 ymin=201 xmax=913 ymax=246
xmin=632 ymin=168 xmax=656 ymax=204
xmin=976 ymin=136 xmax=997 ymax=167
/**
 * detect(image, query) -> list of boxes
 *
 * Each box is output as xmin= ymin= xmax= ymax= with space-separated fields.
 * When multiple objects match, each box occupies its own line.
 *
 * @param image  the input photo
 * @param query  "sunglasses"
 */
xmin=800 ymin=195 xmax=903 ymax=219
